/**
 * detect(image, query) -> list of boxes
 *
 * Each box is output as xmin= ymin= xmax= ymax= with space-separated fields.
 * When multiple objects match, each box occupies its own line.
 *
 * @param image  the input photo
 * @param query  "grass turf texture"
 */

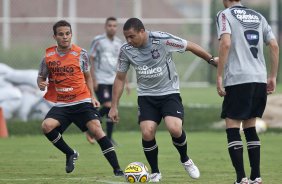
xmin=0 ymin=132 xmax=281 ymax=184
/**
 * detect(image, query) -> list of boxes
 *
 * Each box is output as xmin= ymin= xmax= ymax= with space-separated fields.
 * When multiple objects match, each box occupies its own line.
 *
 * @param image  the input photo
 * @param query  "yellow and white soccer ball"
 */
xmin=240 ymin=118 xmax=267 ymax=134
xmin=124 ymin=162 xmax=149 ymax=183
xmin=255 ymin=118 xmax=267 ymax=133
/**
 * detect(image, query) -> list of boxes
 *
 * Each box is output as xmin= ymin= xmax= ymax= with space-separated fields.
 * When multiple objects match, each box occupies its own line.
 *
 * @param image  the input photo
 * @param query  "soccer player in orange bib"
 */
xmin=37 ymin=20 xmax=123 ymax=176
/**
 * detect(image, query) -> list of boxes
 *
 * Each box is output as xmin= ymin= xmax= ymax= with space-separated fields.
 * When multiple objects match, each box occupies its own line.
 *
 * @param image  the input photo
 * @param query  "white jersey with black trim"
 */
xmin=89 ymin=34 xmax=123 ymax=84
xmin=216 ymin=5 xmax=275 ymax=87
xmin=117 ymin=31 xmax=188 ymax=96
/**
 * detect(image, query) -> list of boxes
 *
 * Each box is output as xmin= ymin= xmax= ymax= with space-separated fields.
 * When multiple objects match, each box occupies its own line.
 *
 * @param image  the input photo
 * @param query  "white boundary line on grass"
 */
xmin=0 ymin=177 xmax=127 ymax=183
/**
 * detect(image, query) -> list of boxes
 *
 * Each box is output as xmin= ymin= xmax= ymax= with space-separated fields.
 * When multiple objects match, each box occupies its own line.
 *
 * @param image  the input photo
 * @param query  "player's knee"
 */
xmin=87 ymin=120 xmax=105 ymax=139
xmin=41 ymin=119 xmax=57 ymax=133
xmin=142 ymin=129 xmax=155 ymax=140
xmin=169 ymin=127 xmax=182 ymax=138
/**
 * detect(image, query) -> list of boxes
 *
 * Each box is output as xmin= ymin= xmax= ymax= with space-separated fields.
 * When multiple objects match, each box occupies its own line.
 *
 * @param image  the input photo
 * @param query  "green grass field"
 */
xmin=120 ymin=85 xmax=282 ymax=106
xmin=0 ymin=132 xmax=281 ymax=184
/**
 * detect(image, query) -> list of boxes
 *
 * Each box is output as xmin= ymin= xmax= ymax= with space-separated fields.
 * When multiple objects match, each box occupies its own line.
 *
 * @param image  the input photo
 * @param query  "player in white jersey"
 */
xmin=109 ymin=18 xmax=218 ymax=182
xmin=216 ymin=1 xmax=279 ymax=184
xmin=87 ymin=17 xmax=130 ymax=145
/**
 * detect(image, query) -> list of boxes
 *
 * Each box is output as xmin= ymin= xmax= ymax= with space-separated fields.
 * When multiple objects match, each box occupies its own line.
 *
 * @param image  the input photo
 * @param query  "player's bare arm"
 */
xmin=217 ymin=33 xmax=231 ymax=97
xmin=109 ymin=71 xmax=127 ymax=123
xmin=267 ymin=39 xmax=279 ymax=94
xmin=37 ymin=57 xmax=49 ymax=91
xmin=186 ymin=41 xmax=218 ymax=67
xmin=37 ymin=76 xmax=48 ymax=91
xmin=89 ymin=55 xmax=98 ymax=91
xmin=84 ymin=71 xmax=100 ymax=107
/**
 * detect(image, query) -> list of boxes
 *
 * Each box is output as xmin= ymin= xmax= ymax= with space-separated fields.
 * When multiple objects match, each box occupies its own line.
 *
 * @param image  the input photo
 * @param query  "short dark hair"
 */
xmin=123 ymin=18 xmax=145 ymax=32
xmin=53 ymin=20 xmax=72 ymax=35
xmin=106 ymin=17 xmax=117 ymax=24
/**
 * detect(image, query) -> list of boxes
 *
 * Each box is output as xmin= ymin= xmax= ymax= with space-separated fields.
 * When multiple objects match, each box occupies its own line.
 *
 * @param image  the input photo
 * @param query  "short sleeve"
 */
xmin=261 ymin=17 xmax=275 ymax=45
xmin=117 ymin=49 xmax=130 ymax=73
xmin=216 ymin=11 xmax=231 ymax=39
xmin=163 ymin=33 xmax=187 ymax=53
xmin=89 ymin=38 xmax=99 ymax=58
xmin=38 ymin=57 xmax=49 ymax=79
xmin=80 ymin=50 xmax=90 ymax=72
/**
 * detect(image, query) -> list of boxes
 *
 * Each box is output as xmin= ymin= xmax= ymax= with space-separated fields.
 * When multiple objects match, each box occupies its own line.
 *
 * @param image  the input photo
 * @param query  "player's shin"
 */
xmin=226 ymin=128 xmax=246 ymax=183
xmin=44 ymin=129 xmax=74 ymax=155
xmin=142 ymin=138 xmax=159 ymax=173
xmin=97 ymin=136 xmax=121 ymax=172
xmin=244 ymin=127 xmax=261 ymax=181
xmin=172 ymin=130 xmax=189 ymax=163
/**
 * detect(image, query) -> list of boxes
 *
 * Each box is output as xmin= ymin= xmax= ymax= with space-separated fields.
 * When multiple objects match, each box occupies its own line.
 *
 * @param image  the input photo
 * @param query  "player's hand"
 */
xmin=267 ymin=77 xmax=276 ymax=95
xmin=125 ymin=85 xmax=131 ymax=95
xmin=91 ymin=97 xmax=100 ymax=108
xmin=108 ymin=107 xmax=119 ymax=123
xmin=39 ymin=81 xmax=48 ymax=91
xmin=216 ymin=76 xmax=226 ymax=97
xmin=211 ymin=57 xmax=219 ymax=67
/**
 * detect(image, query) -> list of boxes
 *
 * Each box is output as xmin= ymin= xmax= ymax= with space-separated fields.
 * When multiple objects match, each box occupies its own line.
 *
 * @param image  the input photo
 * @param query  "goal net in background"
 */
xmin=0 ymin=0 xmax=279 ymax=86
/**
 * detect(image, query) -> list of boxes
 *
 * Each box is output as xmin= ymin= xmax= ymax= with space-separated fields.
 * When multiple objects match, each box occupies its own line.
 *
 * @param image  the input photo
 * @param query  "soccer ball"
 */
xmin=240 ymin=118 xmax=267 ymax=134
xmin=124 ymin=162 xmax=150 ymax=183
xmin=255 ymin=118 xmax=267 ymax=133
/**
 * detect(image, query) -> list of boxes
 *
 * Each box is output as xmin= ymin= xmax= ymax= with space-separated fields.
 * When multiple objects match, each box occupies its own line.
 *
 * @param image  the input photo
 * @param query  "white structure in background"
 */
xmin=0 ymin=63 xmax=52 ymax=122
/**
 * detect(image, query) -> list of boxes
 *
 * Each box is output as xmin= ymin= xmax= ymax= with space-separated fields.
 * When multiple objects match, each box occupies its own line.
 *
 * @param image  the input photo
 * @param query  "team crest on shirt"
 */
xmin=151 ymin=49 xmax=160 ymax=59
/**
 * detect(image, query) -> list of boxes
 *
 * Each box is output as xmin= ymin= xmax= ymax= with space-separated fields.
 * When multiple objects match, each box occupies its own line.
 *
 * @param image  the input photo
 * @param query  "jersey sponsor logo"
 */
xmin=221 ymin=13 xmax=227 ymax=31
xmin=70 ymin=51 xmax=79 ymax=56
xmin=166 ymin=40 xmax=184 ymax=49
xmin=48 ymin=61 xmax=75 ymax=76
xmin=54 ymin=78 xmax=67 ymax=84
xmin=55 ymin=87 xmax=74 ymax=92
xmin=135 ymin=65 xmax=163 ymax=78
xmin=152 ymin=40 xmax=160 ymax=45
xmin=233 ymin=9 xmax=260 ymax=23
xmin=57 ymin=94 xmax=77 ymax=101
xmin=151 ymin=49 xmax=160 ymax=59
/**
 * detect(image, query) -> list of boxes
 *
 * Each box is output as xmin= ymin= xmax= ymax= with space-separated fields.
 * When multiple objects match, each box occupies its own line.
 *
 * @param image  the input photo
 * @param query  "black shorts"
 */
xmin=221 ymin=83 xmax=267 ymax=120
xmin=45 ymin=102 xmax=100 ymax=133
xmin=138 ymin=93 xmax=184 ymax=124
xmin=95 ymin=84 xmax=112 ymax=104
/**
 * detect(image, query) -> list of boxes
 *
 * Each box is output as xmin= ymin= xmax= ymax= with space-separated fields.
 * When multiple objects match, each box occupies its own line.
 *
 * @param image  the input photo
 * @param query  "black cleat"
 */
xmin=113 ymin=169 xmax=124 ymax=176
xmin=65 ymin=150 xmax=79 ymax=173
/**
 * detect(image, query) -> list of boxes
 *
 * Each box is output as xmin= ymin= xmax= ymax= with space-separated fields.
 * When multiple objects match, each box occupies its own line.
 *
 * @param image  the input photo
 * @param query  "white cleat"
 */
xmin=149 ymin=172 xmax=162 ymax=182
xmin=182 ymin=159 xmax=200 ymax=179
xmin=249 ymin=177 xmax=262 ymax=184
xmin=235 ymin=177 xmax=249 ymax=184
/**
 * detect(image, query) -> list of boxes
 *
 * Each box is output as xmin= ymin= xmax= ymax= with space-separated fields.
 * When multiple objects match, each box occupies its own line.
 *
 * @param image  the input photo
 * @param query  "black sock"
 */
xmin=172 ymin=130 xmax=189 ymax=163
xmin=99 ymin=106 xmax=110 ymax=117
xmin=142 ymin=139 xmax=159 ymax=173
xmin=106 ymin=118 xmax=114 ymax=140
xmin=226 ymin=128 xmax=246 ymax=183
xmin=244 ymin=127 xmax=261 ymax=180
xmin=45 ymin=129 xmax=74 ymax=155
xmin=97 ymin=136 xmax=120 ymax=170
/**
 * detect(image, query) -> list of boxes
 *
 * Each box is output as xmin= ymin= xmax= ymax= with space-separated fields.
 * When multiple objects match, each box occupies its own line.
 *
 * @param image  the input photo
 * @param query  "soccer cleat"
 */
xmin=234 ymin=177 xmax=249 ymax=184
xmin=113 ymin=169 xmax=124 ymax=176
xmin=149 ymin=172 xmax=162 ymax=182
xmin=249 ymin=178 xmax=262 ymax=184
xmin=182 ymin=159 xmax=200 ymax=179
xmin=65 ymin=150 xmax=79 ymax=173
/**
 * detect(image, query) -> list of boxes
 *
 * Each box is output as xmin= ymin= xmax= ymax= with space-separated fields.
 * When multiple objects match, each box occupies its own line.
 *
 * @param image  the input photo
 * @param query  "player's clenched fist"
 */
xmin=108 ymin=107 xmax=119 ymax=123
xmin=39 ymin=81 xmax=48 ymax=91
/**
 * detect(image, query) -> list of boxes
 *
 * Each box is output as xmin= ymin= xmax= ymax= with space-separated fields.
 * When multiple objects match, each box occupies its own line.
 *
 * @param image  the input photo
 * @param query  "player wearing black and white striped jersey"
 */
xmin=109 ymin=18 xmax=218 ymax=182
xmin=216 ymin=1 xmax=279 ymax=184
xmin=87 ymin=17 xmax=130 ymax=145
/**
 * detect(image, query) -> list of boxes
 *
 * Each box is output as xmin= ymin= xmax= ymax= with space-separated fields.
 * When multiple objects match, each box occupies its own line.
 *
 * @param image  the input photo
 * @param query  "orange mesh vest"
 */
xmin=44 ymin=44 xmax=90 ymax=103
